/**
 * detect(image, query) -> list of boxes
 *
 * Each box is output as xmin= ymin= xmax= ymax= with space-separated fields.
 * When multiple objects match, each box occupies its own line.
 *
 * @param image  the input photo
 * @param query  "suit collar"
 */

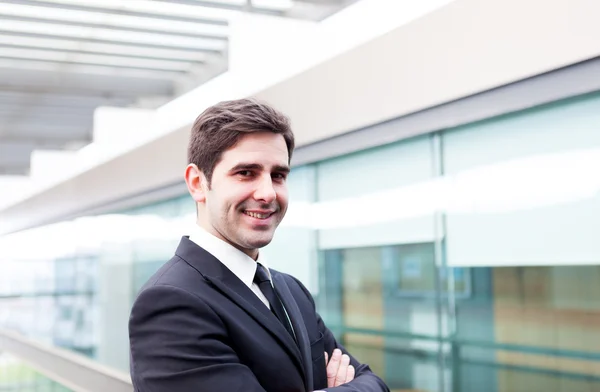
xmin=188 ymin=226 xmax=272 ymax=289
xmin=175 ymin=236 xmax=225 ymax=278
xmin=175 ymin=236 xmax=269 ymax=285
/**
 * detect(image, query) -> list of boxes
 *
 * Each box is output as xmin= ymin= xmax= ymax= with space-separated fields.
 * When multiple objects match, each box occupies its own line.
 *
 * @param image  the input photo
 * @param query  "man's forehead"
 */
xmin=232 ymin=132 xmax=287 ymax=151
xmin=220 ymin=135 xmax=289 ymax=166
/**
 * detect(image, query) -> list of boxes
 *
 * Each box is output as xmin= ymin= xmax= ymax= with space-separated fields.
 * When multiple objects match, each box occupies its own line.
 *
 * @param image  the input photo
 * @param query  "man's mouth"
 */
xmin=244 ymin=211 xmax=274 ymax=219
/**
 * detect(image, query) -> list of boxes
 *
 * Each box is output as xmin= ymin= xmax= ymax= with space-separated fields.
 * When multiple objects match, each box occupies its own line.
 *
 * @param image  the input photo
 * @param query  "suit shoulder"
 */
xmin=137 ymin=255 xmax=177 ymax=288
xmin=135 ymin=254 xmax=208 ymax=296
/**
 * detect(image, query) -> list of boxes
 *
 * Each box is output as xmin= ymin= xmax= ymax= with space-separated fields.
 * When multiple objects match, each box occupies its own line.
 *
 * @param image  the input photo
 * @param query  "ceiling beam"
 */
xmin=0 ymin=43 xmax=207 ymax=64
xmin=0 ymin=114 xmax=93 ymax=127
xmin=0 ymin=14 xmax=229 ymax=41
xmin=0 ymin=71 xmax=172 ymax=99
xmin=294 ymin=0 xmax=348 ymax=3
xmin=286 ymin=0 xmax=358 ymax=20
xmin=0 ymin=114 xmax=92 ymax=127
xmin=0 ymin=29 xmax=225 ymax=54
xmin=0 ymin=142 xmax=35 ymax=175
xmin=0 ymin=121 xmax=90 ymax=133
xmin=0 ymin=55 xmax=190 ymax=74
xmin=0 ymin=134 xmax=90 ymax=148
xmin=0 ymin=102 xmax=98 ymax=113
xmin=2 ymin=0 xmax=228 ymax=26
xmin=0 ymin=166 xmax=29 ymax=176
xmin=0 ymin=92 xmax=134 ymax=110
xmin=152 ymin=0 xmax=283 ymax=16
xmin=0 ymin=90 xmax=150 ymax=108
xmin=0 ymin=107 xmax=93 ymax=117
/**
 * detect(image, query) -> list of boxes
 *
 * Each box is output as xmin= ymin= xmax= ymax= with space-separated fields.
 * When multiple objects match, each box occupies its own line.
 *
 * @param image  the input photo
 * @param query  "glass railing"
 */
xmin=0 ymin=328 xmax=132 ymax=392
xmin=0 ymin=351 xmax=73 ymax=391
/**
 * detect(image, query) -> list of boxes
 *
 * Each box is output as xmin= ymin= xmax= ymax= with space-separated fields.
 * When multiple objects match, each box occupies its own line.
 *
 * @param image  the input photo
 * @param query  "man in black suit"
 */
xmin=129 ymin=99 xmax=389 ymax=392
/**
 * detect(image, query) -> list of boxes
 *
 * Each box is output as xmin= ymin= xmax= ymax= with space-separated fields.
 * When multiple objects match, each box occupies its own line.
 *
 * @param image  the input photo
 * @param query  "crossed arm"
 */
xmin=292 ymin=276 xmax=390 ymax=392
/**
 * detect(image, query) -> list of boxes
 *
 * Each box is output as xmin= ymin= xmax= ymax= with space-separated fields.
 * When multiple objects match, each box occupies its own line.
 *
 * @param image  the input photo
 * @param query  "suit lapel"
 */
xmin=273 ymin=273 xmax=314 ymax=391
xmin=204 ymin=274 xmax=303 ymax=366
xmin=175 ymin=237 xmax=305 ymax=380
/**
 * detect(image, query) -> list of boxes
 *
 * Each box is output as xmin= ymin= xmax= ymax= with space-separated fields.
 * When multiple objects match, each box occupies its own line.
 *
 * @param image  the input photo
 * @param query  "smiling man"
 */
xmin=128 ymin=99 xmax=389 ymax=392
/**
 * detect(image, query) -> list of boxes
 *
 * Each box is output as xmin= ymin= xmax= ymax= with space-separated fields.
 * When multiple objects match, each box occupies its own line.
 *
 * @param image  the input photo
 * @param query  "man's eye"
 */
xmin=238 ymin=170 xmax=252 ymax=177
xmin=272 ymin=173 xmax=286 ymax=180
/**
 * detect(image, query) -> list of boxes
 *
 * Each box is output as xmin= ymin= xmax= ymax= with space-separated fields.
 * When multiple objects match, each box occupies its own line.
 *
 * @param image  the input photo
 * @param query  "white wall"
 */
xmin=256 ymin=0 xmax=600 ymax=145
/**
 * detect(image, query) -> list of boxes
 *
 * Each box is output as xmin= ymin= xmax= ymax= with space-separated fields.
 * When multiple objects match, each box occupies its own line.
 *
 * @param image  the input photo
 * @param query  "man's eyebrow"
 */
xmin=229 ymin=163 xmax=263 ymax=172
xmin=229 ymin=163 xmax=290 ymax=173
xmin=274 ymin=165 xmax=290 ymax=174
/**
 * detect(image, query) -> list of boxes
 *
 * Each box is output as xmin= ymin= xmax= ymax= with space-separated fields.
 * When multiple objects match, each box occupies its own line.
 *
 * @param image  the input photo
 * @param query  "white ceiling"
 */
xmin=0 ymin=0 xmax=355 ymax=175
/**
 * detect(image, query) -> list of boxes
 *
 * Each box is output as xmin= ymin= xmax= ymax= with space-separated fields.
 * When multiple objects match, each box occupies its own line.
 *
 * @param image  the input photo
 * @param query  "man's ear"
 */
xmin=184 ymin=164 xmax=208 ymax=203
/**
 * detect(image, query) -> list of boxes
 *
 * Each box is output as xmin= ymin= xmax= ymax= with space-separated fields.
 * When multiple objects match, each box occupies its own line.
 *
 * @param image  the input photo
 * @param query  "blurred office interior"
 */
xmin=0 ymin=0 xmax=599 ymax=391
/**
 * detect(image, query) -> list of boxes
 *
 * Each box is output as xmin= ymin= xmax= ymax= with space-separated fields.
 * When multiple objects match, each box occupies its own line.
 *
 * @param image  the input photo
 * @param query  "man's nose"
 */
xmin=253 ymin=175 xmax=276 ymax=203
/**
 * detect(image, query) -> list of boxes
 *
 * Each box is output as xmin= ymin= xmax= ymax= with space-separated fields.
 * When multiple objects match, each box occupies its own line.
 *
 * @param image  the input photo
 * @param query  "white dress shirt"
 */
xmin=189 ymin=225 xmax=271 ymax=308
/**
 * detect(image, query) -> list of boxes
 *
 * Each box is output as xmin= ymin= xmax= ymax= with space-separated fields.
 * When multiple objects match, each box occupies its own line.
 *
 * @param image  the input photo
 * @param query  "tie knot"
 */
xmin=254 ymin=263 xmax=271 ymax=284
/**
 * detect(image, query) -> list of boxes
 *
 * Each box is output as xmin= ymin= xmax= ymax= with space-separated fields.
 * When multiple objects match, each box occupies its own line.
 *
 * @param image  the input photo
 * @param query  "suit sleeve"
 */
xmin=129 ymin=284 xmax=267 ymax=392
xmin=291 ymin=277 xmax=390 ymax=392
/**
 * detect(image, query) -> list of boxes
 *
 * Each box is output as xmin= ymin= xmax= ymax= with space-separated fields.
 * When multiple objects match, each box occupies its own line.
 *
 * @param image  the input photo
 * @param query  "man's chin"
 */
xmin=243 ymin=235 xmax=274 ymax=250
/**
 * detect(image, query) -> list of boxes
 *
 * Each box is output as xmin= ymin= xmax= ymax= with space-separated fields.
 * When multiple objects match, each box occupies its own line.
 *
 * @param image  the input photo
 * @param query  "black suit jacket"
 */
xmin=129 ymin=237 xmax=389 ymax=392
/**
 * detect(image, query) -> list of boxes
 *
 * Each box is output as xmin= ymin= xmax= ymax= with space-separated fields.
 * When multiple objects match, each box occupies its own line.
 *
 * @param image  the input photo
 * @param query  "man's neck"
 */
xmin=195 ymin=221 xmax=260 ymax=261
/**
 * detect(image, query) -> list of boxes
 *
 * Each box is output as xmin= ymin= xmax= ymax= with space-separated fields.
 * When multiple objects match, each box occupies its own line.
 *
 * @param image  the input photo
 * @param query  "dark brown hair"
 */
xmin=188 ymin=98 xmax=295 ymax=186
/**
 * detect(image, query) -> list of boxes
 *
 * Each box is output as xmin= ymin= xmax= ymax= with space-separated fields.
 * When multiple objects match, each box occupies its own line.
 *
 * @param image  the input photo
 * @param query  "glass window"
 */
xmin=316 ymin=136 xmax=437 ymax=250
xmin=442 ymin=92 xmax=600 ymax=392
xmin=393 ymin=243 xmax=470 ymax=297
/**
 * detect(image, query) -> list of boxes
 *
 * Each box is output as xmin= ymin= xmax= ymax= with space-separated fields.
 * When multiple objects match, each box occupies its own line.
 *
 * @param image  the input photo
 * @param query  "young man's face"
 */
xmin=200 ymin=132 xmax=290 ymax=258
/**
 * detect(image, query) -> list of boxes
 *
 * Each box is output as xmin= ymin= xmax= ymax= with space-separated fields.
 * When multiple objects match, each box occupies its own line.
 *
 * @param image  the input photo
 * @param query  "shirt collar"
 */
xmin=188 ymin=224 xmax=270 ymax=288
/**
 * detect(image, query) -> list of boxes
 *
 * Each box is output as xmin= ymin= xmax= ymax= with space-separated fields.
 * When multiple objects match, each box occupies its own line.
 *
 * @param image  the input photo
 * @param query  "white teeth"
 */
xmin=245 ymin=211 xmax=270 ymax=219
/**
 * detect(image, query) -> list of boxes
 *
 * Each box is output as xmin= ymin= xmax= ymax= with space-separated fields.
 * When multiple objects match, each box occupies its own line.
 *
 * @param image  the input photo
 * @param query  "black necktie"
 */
xmin=253 ymin=264 xmax=295 ymax=340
